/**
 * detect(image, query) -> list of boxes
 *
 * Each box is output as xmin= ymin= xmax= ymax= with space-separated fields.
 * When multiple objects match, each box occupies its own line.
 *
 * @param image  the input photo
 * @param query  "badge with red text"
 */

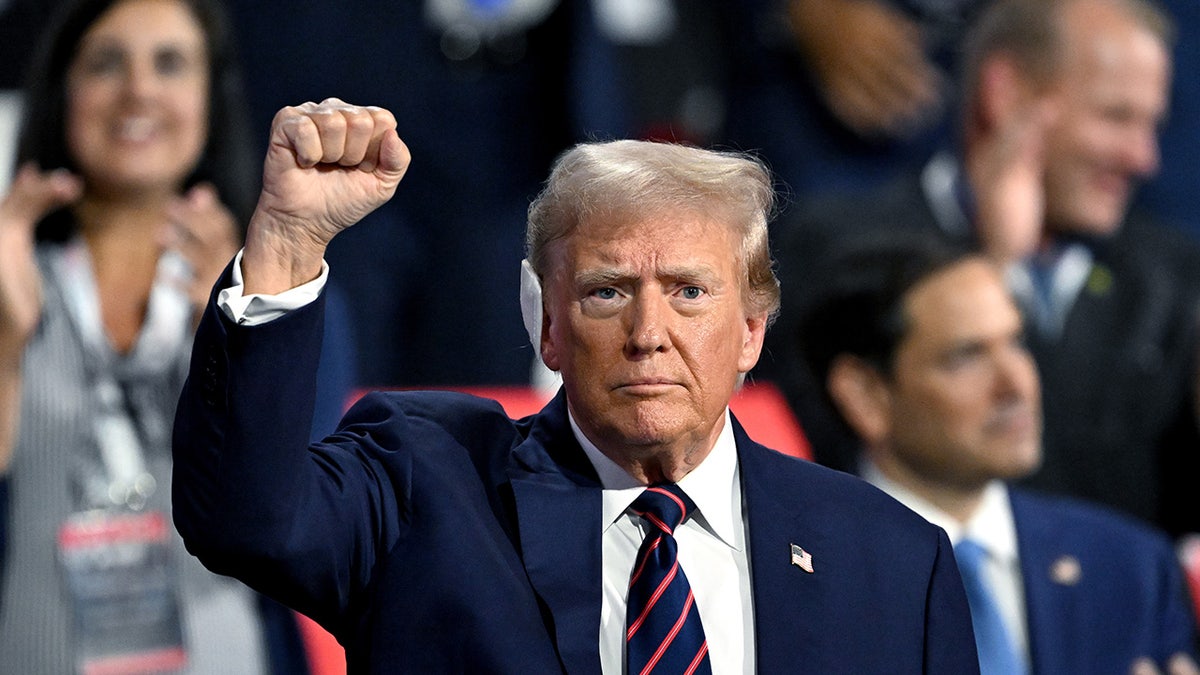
xmin=58 ymin=510 xmax=187 ymax=675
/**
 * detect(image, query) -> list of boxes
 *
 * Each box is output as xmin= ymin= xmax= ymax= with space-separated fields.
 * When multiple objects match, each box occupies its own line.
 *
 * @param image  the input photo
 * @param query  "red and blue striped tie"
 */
xmin=626 ymin=483 xmax=713 ymax=675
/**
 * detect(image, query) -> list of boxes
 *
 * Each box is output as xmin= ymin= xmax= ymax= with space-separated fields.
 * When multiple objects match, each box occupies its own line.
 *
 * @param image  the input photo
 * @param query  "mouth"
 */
xmin=613 ymin=379 xmax=681 ymax=395
xmin=1091 ymin=171 xmax=1131 ymax=202
xmin=985 ymin=405 xmax=1038 ymax=438
xmin=112 ymin=116 xmax=159 ymax=143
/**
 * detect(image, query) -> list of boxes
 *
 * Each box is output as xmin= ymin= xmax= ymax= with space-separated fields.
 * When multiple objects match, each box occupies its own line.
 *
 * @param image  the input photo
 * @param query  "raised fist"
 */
xmin=243 ymin=99 xmax=411 ymax=294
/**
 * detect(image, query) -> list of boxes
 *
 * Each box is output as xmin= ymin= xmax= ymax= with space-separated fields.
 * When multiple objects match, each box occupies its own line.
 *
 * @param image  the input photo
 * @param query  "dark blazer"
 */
xmin=172 ymin=270 xmax=979 ymax=674
xmin=1010 ymin=490 xmax=1198 ymax=673
xmin=766 ymin=163 xmax=1200 ymax=535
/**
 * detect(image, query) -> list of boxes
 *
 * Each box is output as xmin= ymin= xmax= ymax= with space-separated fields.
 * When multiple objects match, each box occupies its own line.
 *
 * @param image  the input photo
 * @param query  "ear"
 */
xmin=737 ymin=311 xmax=770 ymax=373
xmin=827 ymin=355 xmax=893 ymax=447
xmin=540 ymin=306 xmax=560 ymax=372
xmin=976 ymin=53 xmax=1031 ymax=131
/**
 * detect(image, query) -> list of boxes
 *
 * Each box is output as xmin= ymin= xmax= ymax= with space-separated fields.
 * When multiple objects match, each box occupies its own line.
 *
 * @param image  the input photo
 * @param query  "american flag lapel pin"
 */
xmin=790 ymin=543 xmax=814 ymax=573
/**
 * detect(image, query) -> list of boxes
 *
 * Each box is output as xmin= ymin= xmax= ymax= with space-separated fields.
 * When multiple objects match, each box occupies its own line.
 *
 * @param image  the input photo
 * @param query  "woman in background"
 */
xmin=0 ymin=0 xmax=319 ymax=671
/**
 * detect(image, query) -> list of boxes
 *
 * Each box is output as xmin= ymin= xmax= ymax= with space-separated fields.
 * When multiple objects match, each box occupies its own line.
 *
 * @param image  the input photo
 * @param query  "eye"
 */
xmin=155 ymin=48 xmax=191 ymax=76
xmin=77 ymin=47 xmax=125 ymax=76
xmin=679 ymin=286 xmax=704 ymax=300
xmin=579 ymin=284 xmax=625 ymax=317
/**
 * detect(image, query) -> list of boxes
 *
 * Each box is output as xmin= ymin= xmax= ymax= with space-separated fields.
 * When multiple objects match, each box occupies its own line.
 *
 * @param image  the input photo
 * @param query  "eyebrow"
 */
xmin=574 ymin=268 xmax=628 ymax=289
xmin=574 ymin=263 xmax=722 ymax=289
xmin=76 ymin=41 xmax=206 ymax=63
xmin=938 ymin=323 xmax=1025 ymax=356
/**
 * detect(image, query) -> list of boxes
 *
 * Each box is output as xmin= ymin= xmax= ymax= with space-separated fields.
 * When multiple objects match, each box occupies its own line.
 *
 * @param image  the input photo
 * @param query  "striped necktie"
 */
xmin=626 ymin=483 xmax=712 ymax=675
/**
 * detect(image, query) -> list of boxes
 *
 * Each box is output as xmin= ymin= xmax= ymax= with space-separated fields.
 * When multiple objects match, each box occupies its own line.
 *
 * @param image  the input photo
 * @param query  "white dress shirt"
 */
xmin=571 ymin=412 xmax=755 ymax=674
xmin=862 ymin=462 xmax=1030 ymax=670
xmin=219 ymin=250 xmax=758 ymax=673
xmin=218 ymin=250 xmax=329 ymax=326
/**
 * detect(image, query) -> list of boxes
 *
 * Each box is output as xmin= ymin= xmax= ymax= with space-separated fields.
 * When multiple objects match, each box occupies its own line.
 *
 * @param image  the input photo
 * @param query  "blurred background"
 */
xmin=5 ymin=0 xmax=1199 ymax=389
xmin=2 ymin=1 xmax=1199 ymax=671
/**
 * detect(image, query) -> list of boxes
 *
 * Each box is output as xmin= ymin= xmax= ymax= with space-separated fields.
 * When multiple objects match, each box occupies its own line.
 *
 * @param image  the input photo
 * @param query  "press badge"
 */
xmin=58 ymin=509 xmax=187 ymax=675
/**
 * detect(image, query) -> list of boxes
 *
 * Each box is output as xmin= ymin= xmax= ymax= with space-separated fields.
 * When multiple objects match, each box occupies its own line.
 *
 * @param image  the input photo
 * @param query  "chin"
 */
xmin=1078 ymin=201 xmax=1127 ymax=236
xmin=612 ymin=414 xmax=691 ymax=450
xmin=1000 ymin=454 xmax=1042 ymax=480
xmin=1085 ymin=219 xmax=1123 ymax=237
xmin=617 ymin=420 xmax=679 ymax=447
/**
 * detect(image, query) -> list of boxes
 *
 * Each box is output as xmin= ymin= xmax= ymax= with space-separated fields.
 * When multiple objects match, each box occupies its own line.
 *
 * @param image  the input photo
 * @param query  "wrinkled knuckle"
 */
xmin=279 ymin=112 xmax=310 ymax=135
xmin=275 ymin=104 xmax=309 ymax=124
xmin=369 ymin=107 xmax=397 ymax=128
xmin=314 ymin=109 xmax=347 ymax=133
xmin=345 ymin=111 xmax=374 ymax=133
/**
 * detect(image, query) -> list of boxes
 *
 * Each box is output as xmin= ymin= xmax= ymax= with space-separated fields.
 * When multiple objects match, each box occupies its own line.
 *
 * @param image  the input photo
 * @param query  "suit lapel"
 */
xmin=1012 ymin=491 xmax=1075 ymax=675
xmin=505 ymin=404 xmax=835 ymax=673
xmin=736 ymin=419 xmax=829 ymax=671
xmin=508 ymin=392 xmax=603 ymax=675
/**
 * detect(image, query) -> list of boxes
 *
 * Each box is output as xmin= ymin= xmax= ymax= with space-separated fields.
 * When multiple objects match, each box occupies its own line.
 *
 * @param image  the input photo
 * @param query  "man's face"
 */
xmin=540 ymin=211 xmax=767 ymax=468
xmin=1041 ymin=0 xmax=1170 ymax=236
xmin=884 ymin=260 xmax=1041 ymax=489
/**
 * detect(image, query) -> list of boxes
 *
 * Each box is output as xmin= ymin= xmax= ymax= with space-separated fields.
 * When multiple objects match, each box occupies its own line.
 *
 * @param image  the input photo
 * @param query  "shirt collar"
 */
xmin=572 ymin=409 xmax=743 ymax=551
xmin=861 ymin=460 xmax=1018 ymax=563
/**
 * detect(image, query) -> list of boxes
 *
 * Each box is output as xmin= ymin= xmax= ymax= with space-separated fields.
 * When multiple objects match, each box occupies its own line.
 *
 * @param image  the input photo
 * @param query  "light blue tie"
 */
xmin=954 ymin=539 xmax=1025 ymax=675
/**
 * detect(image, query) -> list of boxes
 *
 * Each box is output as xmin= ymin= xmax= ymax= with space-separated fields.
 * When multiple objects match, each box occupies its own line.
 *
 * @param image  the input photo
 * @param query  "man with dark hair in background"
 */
xmin=798 ymin=231 xmax=1198 ymax=674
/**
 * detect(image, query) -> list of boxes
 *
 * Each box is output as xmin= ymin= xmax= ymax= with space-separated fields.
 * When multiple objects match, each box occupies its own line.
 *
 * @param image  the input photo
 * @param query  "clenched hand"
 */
xmin=242 ymin=99 xmax=411 ymax=295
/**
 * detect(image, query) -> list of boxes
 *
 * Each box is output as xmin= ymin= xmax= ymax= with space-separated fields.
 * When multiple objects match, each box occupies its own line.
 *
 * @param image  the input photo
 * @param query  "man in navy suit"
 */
xmin=796 ymin=231 xmax=1199 ymax=674
xmin=171 ymin=99 xmax=978 ymax=672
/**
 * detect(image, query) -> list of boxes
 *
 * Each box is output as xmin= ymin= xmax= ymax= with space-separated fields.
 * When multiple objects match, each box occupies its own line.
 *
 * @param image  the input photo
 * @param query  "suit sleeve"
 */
xmin=171 ymin=264 xmax=405 ymax=629
xmin=923 ymin=527 xmax=982 ymax=674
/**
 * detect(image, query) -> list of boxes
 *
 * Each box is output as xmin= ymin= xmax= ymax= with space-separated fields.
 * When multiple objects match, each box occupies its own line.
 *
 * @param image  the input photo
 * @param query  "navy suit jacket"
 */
xmin=1010 ymin=490 xmax=1198 ymax=673
xmin=172 ymin=272 xmax=979 ymax=673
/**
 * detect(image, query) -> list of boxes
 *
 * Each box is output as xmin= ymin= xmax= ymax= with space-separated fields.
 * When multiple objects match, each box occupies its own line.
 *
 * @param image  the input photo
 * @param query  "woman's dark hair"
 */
xmin=16 ymin=0 xmax=258 ymax=241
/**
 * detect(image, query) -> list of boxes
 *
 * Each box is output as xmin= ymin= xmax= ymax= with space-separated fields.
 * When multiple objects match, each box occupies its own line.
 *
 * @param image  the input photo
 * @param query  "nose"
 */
xmin=122 ymin=59 xmax=158 ymax=99
xmin=625 ymin=293 xmax=671 ymax=357
xmin=994 ymin=345 xmax=1039 ymax=403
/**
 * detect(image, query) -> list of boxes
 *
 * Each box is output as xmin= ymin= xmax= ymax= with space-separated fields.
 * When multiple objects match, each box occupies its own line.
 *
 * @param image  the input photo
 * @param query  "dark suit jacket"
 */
xmin=1010 ymin=490 xmax=1198 ymax=673
xmin=172 ymin=270 xmax=979 ymax=674
xmin=766 ymin=164 xmax=1200 ymax=535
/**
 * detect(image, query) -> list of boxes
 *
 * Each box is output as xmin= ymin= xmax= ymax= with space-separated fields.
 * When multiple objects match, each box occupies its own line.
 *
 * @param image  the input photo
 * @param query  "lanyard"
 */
xmin=47 ymin=238 xmax=192 ymax=510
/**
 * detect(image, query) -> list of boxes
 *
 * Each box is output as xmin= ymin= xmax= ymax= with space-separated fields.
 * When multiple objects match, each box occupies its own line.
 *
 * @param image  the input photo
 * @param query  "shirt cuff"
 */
xmin=217 ymin=249 xmax=329 ymax=326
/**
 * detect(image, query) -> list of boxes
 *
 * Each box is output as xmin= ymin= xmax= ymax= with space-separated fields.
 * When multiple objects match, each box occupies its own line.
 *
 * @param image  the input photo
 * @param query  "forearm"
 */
xmin=172 ymin=283 xmax=326 ymax=551
xmin=174 ymin=266 xmax=408 ymax=629
xmin=240 ymin=205 xmax=328 ymax=295
xmin=0 ymin=363 xmax=20 ymax=475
